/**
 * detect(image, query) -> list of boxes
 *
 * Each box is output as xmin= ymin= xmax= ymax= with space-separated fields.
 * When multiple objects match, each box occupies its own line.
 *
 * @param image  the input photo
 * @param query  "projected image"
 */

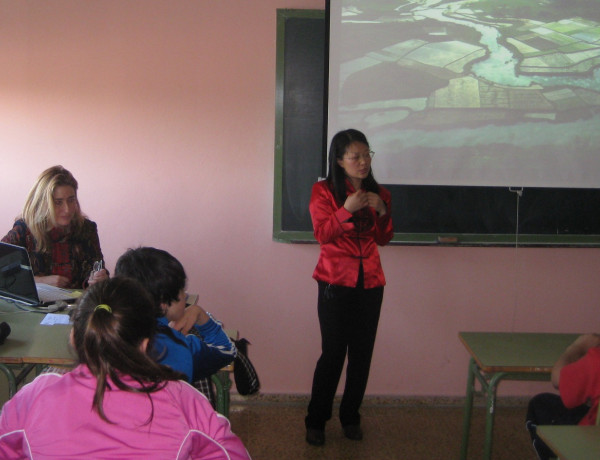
xmin=328 ymin=0 xmax=600 ymax=188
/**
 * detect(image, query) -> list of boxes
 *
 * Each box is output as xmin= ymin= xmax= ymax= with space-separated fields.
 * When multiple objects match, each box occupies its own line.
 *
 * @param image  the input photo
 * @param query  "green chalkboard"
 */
xmin=273 ymin=9 xmax=326 ymax=243
xmin=272 ymin=9 xmax=600 ymax=247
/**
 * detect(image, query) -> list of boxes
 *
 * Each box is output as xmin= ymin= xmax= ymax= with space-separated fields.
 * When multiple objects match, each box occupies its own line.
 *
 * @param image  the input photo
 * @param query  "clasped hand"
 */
xmin=344 ymin=189 xmax=386 ymax=216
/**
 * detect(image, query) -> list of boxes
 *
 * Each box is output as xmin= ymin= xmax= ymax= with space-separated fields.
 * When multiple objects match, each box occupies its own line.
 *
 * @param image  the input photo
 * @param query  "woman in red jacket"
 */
xmin=305 ymin=129 xmax=394 ymax=446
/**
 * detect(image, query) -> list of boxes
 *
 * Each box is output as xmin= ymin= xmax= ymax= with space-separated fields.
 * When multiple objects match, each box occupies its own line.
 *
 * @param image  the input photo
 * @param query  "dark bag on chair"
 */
xmin=233 ymin=338 xmax=260 ymax=395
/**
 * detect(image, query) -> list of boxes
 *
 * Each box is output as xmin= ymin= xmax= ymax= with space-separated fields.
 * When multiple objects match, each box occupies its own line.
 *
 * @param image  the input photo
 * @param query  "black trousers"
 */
xmin=305 ymin=271 xmax=383 ymax=430
xmin=525 ymin=393 xmax=589 ymax=460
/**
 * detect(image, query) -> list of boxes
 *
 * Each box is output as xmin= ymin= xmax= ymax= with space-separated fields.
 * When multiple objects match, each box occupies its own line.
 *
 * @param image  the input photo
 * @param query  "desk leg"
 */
xmin=0 ymin=364 xmax=17 ymax=398
xmin=0 ymin=363 xmax=38 ymax=399
xmin=211 ymin=371 xmax=232 ymax=418
xmin=460 ymin=358 xmax=477 ymax=460
xmin=482 ymin=372 xmax=508 ymax=460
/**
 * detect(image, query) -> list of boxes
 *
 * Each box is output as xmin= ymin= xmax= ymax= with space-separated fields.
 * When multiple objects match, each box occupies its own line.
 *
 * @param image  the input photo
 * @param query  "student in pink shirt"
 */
xmin=0 ymin=277 xmax=251 ymax=460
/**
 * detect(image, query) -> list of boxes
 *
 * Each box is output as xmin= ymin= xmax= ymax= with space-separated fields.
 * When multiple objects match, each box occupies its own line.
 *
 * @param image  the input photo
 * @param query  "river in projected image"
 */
xmin=329 ymin=0 xmax=600 ymax=188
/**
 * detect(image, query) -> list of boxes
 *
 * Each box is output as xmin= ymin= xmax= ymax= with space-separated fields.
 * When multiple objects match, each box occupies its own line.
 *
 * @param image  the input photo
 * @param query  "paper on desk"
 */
xmin=40 ymin=314 xmax=71 ymax=325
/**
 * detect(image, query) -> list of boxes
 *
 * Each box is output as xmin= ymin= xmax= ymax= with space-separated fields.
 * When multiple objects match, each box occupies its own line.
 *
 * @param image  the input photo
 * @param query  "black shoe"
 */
xmin=306 ymin=428 xmax=325 ymax=446
xmin=343 ymin=425 xmax=363 ymax=441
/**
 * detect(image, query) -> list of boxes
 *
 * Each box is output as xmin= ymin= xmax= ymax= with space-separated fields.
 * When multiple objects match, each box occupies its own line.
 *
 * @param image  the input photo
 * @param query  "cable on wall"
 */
xmin=509 ymin=187 xmax=523 ymax=332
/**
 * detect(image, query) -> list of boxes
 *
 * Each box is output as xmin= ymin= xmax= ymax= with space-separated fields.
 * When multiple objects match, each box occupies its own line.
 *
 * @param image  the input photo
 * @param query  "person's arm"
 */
xmin=369 ymin=187 xmax=394 ymax=246
xmin=551 ymin=333 xmax=600 ymax=388
xmin=1 ymin=221 xmax=70 ymax=287
xmin=309 ymin=182 xmax=354 ymax=244
xmin=185 ymin=317 xmax=237 ymax=380
xmin=81 ymin=220 xmax=108 ymax=287
xmin=0 ymin=374 xmax=58 ymax=434
xmin=1 ymin=220 xmax=27 ymax=246
xmin=169 ymin=304 xmax=210 ymax=334
xmin=0 ymin=391 xmax=24 ymax=435
xmin=35 ymin=274 xmax=70 ymax=287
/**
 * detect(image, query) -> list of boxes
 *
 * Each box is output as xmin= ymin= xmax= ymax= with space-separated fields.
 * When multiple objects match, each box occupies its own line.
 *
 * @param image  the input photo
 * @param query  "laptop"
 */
xmin=0 ymin=241 xmax=79 ymax=308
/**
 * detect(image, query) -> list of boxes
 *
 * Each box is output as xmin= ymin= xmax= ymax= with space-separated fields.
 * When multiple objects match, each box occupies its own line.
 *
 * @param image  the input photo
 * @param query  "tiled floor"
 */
xmin=227 ymin=396 xmax=535 ymax=460
xmin=0 ymin=373 xmax=534 ymax=459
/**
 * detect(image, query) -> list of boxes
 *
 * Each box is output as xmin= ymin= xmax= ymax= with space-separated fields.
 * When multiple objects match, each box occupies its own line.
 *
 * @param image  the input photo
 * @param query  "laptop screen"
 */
xmin=0 ymin=242 xmax=40 ymax=305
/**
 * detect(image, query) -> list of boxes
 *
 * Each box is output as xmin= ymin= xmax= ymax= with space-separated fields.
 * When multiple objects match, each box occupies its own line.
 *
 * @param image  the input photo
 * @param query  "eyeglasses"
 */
xmin=343 ymin=151 xmax=375 ymax=162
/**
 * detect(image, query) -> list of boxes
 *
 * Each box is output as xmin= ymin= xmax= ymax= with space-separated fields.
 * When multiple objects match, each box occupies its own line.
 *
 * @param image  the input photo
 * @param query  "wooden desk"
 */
xmin=459 ymin=331 xmax=579 ymax=460
xmin=537 ymin=425 xmax=600 ymax=460
xmin=0 ymin=309 xmax=74 ymax=397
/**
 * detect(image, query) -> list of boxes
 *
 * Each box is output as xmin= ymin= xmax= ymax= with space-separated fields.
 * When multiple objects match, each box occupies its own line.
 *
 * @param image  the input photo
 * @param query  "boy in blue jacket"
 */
xmin=114 ymin=247 xmax=236 ymax=386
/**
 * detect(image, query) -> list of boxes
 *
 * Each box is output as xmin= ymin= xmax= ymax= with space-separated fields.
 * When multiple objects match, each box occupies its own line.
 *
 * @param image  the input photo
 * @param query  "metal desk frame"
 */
xmin=459 ymin=331 xmax=579 ymax=460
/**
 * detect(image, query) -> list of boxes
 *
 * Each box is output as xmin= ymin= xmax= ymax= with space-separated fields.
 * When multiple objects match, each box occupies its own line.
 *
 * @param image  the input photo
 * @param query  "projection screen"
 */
xmin=327 ymin=0 xmax=600 ymax=188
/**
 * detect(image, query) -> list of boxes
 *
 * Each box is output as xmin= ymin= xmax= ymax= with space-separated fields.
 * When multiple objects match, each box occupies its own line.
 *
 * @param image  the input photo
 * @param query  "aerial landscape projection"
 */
xmin=328 ymin=0 xmax=600 ymax=188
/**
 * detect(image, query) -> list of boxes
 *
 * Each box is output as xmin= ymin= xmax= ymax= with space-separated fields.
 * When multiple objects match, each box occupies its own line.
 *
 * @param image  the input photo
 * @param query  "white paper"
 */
xmin=40 ymin=314 xmax=71 ymax=325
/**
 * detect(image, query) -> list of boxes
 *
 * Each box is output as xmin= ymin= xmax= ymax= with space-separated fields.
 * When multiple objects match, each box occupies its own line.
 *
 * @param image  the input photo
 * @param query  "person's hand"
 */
xmin=35 ymin=275 xmax=70 ymax=288
xmin=87 ymin=269 xmax=108 ymax=286
xmin=367 ymin=192 xmax=387 ymax=216
xmin=344 ymin=189 xmax=369 ymax=214
xmin=169 ymin=304 xmax=210 ymax=333
xmin=571 ymin=333 xmax=600 ymax=353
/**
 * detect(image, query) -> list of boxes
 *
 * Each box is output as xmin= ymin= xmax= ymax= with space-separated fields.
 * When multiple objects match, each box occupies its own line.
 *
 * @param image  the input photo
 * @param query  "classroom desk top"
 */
xmin=459 ymin=331 xmax=579 ymax=374
xmin=0 ymin=298 xmax=237 ymax=415
xmin=0 ymin=309 xmax=237 ymax=369
xmin=0 ymin=300 xmax=74 ymax=399
xmin=537 ymin=425 xmax=600 ymax=460
xmin=0 ymin=308 xmax=74 ymax=366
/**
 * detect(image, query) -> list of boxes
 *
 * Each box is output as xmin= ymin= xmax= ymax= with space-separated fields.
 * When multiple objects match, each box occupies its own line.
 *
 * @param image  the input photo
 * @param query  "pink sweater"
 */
xmin=0 ymin=365 xmax=250 ymax=459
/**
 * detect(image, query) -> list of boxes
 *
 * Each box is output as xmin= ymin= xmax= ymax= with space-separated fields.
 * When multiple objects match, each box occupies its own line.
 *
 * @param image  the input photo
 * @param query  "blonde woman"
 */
xmin=2 ymin=165 xmax=108 ymax=289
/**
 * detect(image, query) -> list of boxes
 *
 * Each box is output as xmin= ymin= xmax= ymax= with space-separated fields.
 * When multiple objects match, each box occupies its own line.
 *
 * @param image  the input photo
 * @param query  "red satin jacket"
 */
xmin=309 ymin=180 xmax=393 ymax=288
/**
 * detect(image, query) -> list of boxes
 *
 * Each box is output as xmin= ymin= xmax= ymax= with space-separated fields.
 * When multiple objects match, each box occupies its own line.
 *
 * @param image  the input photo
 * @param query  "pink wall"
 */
xmin=1 ymin=0 xmax=599 ymax=398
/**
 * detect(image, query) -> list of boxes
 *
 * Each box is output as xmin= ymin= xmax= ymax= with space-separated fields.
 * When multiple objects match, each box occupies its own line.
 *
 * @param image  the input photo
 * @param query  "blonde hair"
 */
xmin=22 ymin=165 xmax=84 ymax=252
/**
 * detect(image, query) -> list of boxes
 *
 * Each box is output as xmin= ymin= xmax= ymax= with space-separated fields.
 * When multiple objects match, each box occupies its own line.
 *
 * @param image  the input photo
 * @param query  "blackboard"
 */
xmin=272 ymin=9 xmax=600 ymax=247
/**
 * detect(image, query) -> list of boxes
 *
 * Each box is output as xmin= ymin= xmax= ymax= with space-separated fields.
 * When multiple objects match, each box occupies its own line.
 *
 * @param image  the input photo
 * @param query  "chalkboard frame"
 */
xmin=272 ymin=9 xmax=600 ymax=247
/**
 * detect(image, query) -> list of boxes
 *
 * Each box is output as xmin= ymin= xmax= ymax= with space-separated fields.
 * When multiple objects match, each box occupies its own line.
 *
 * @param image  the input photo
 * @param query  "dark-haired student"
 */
xmin=305 ymin=128 xmax=393 ymax=446
xmin=114 ymin=246 xmax=236 ymax=387
xmin=0 ymin=277 xmax=250 ymax=459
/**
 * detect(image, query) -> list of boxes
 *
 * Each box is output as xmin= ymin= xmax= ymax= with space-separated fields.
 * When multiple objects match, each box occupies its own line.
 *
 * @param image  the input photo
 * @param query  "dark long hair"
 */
xmin=326 ymin=129 xmax=380 ymax=206
xmin=70 ymin=277 xmax=185 ymax=423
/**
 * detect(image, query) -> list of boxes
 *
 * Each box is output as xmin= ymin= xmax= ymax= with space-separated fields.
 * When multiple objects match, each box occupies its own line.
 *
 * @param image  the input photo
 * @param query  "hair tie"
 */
xmin=95 ymin=304 xmax=112 ymax=314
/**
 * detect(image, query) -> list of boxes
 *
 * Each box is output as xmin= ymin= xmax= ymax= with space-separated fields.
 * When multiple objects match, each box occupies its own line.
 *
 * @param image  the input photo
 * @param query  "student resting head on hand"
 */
xmin=114 ymin=246 xmax=237 ymax=387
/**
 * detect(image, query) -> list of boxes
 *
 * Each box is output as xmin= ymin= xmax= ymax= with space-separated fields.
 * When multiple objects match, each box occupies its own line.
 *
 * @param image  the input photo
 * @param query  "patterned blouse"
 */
xmin=1 ymin=218 xmax=104 ymax=289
